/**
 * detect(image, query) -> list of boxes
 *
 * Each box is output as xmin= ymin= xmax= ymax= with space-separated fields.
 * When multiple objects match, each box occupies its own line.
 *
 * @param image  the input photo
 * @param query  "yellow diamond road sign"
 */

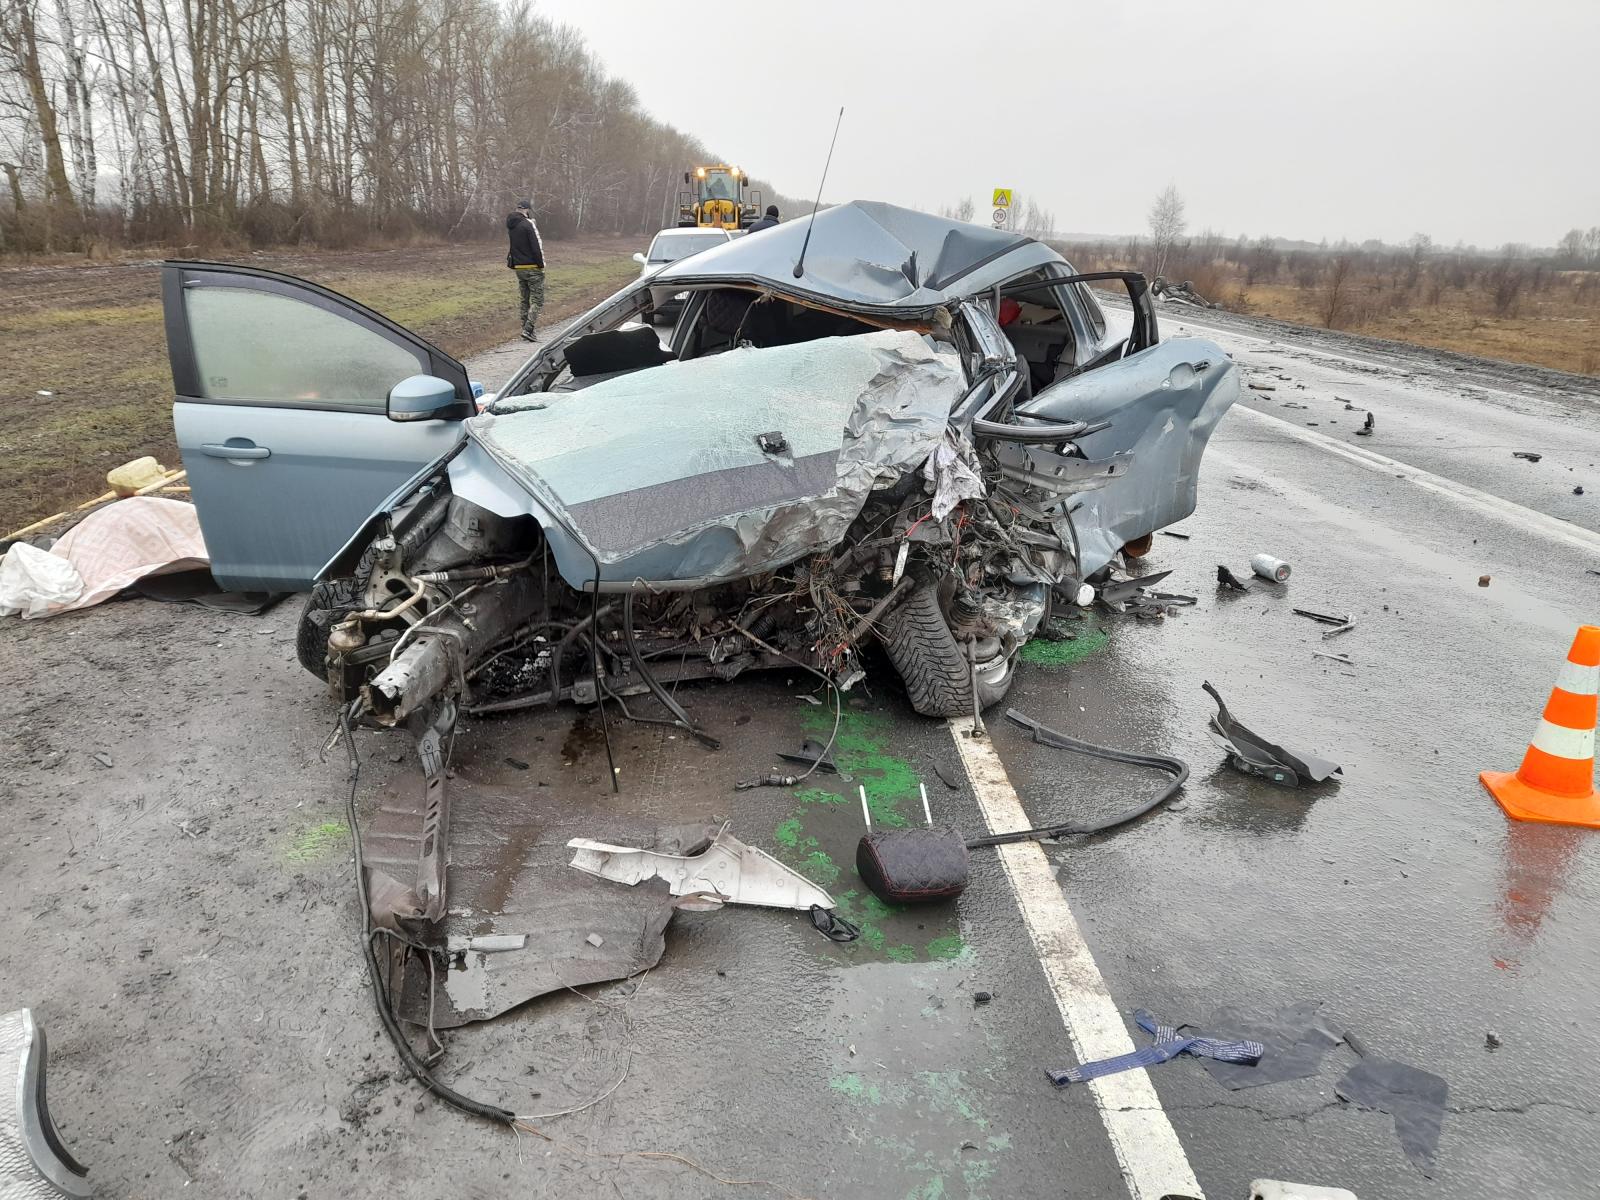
xmin=992 ymin=188 xmax=1013 ymax=209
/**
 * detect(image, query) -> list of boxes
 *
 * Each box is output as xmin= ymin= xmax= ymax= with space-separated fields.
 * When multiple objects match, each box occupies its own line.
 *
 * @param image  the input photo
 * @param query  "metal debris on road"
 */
xmin=1478 ymin=575 xmax=1491 ymax=587
xmin=1047 ymin=1008 xmax=1264 ymax=1086
xmin=1484 ymin=1030 xmax=1502 ymax=1050
xmin=1250 ymin=554 xmax=1292 ymax=583
xmin=1321 ymin=621 xmax=1356 ymax=639
xmin=1249 ymin=383 xmax=1277 ymax=392
xmin=1160 ymin=529 xmax=1192 ymax=540
xmin=1204 ymin=681 xmax=1343 ymax=787
xmin=1312 ymin=651 xmax=1354 ymax=666
xmin=1355 ymin=412 xmax=1375 ymax=436
xmin=1293 ymin=607 xmax=1350 ymax=625
xmin=1512 ymin=451 xmax=1542 ymax=462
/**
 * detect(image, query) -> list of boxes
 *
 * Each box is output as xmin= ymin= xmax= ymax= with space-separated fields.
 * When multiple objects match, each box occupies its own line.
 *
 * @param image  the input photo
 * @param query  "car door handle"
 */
xmin=201 ymin=442 xmax=271 ymax=460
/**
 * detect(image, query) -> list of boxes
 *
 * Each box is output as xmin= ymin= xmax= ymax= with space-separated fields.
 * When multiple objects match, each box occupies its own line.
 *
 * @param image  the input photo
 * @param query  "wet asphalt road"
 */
xmin=4 ymin=312 xmax=1600 ymax=1199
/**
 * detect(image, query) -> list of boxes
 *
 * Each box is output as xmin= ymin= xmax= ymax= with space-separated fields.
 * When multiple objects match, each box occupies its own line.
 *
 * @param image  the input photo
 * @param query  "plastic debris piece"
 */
xmin=1321 ymin=622 xmax=1355 ymax=640
xmin=1335 ymin=1047 xmax=1448 ymax=1177
xmin=1484 ymin=1031 xmax=1501 ymax=1050
xmin=1355 ymin=412 xmax=1375 ymax=436
xmin=446 ymin=934 xmax=527 ymax=953
xmin=1204 ymin=680 xmax=1342 ymax=786
xmin=777 ymin=738 xmax=838 ymax=774
xmin=1575 ymin=486 xmax=1585 ymax=496
xmin=1250 ymin=1182 xmax=1358 ymax=1200
xmin=1160 ymin=530 xmax=1191 ymax=540
xmin=973 ymin=991 xmax=993 ymax=1006
xmin=1099 ymin=569 xmax=1173 ymax=605
xmin=568 ymin=827 xmax=835 ymax=911
xmin=1217 ymin=564 xmax=1251 ymax=592
xmin=1512 ymin=451 xmax=1542 ymax=462
xmin=0 ymin=1009 xmax=91 ymax=1198
xmin=809 ymin=904 xmax=860 ymax=942
xmin=1198 ymin=1001 xmax=1344 ymax=1089
xmin=584 ymin=933 xmax=605 ymax=948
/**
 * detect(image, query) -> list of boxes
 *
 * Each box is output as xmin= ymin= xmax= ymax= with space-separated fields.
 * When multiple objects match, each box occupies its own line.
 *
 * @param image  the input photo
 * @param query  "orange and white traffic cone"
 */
xmin=1481 ymin=625 xmax=1600 ymax=828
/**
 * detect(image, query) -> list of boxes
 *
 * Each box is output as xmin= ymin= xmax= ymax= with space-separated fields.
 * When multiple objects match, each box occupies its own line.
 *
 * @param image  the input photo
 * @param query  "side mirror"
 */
xmin=632 ymin=251 xmax=647 ymax=265
xmin=387 ymin=374 xmax=472 ymax=422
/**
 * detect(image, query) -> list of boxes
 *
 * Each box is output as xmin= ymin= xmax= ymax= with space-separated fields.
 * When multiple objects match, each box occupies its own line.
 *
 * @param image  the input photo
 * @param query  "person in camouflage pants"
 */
xmin=506 ymin=199 xmax=546 ymax=341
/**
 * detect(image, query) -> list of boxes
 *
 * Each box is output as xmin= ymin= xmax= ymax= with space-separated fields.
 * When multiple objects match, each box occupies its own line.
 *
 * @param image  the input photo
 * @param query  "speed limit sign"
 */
xmin=992 ymin=207 xmax=1008 ymax=227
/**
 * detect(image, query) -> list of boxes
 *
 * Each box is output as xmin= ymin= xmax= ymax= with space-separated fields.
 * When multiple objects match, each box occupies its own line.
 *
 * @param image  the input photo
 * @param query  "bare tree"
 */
xmin=1147 ymin=183 xmax=1185 ymax=277
xmin=1319 ymin=254 xmax=1354 ymax=327
xmin=955 ymin=195 xmax=974 ymax=223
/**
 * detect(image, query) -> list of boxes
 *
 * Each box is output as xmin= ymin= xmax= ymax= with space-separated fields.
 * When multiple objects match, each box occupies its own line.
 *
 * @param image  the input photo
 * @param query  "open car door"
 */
xmin=162 ymin=262 xmax=473 ymax=592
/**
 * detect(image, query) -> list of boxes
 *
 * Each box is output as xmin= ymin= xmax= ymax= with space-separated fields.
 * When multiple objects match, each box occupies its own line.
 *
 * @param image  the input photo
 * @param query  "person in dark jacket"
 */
xmin=745 ymin=204 xmax=779 ymax=234
xmin=506 ymin=199 xmax=546 ymax=341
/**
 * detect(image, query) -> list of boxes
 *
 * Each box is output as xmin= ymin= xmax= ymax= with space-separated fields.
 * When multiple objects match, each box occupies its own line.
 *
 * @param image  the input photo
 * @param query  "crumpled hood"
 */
xmin=471 ymin=330 xmax=968 ymax=584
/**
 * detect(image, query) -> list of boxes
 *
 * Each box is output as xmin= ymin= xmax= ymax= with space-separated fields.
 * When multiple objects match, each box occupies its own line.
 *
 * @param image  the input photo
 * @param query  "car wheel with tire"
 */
xmin=878 ymin=582 xmax=1018 ymax=718
xmin=294 ymin=546 xmax=376 ymax=680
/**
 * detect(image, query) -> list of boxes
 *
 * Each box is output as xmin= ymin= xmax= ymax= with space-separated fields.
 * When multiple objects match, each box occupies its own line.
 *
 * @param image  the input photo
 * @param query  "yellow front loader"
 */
xmin=677 ymin=165 xmax=762 ymax=231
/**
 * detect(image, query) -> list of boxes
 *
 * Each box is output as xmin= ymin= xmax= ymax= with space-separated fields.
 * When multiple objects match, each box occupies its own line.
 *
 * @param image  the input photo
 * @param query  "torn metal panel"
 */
xmin=1018 ymin=339 xmax=1240 ymax=575
xmin=567 ymin=827 xmax=836 ymax=911
xmin=370 ymin=781 xmax=687 ymax=1029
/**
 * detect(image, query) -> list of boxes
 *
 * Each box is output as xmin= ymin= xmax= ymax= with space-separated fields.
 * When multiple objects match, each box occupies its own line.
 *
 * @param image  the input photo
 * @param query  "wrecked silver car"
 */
xmin=165 ymin=201 xmax=1237 ymax=741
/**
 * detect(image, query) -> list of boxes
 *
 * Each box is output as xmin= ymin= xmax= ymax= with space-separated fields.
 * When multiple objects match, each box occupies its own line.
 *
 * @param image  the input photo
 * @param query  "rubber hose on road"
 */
xmin=963 ymin=709 xmax=1189 ymax=849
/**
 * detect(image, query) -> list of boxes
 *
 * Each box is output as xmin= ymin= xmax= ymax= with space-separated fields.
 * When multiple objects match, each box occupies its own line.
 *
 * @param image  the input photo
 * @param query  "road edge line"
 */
xmin=947 ymin=717 xmax=1204 ymax=1200
xmin=1230 ymin=403 xmax=1600 ymax=556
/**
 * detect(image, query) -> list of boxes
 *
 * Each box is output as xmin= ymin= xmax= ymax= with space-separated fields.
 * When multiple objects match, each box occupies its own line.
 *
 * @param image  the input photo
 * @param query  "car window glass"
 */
xmin=1076 ymin=283 xmax=1107 ymax=339
xmin=185 ymin=286 xmax=424 ymax=408
xmin=652 ymin=234 xmax=726 ymax=262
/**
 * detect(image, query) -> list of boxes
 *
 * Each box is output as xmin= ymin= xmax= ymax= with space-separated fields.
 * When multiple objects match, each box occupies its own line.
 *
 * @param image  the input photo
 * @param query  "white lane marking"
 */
xmin=1227 ymin=403 xmax=1600 ymax=557
xmin=948 ymin=717 xmax=1204 ymax=1200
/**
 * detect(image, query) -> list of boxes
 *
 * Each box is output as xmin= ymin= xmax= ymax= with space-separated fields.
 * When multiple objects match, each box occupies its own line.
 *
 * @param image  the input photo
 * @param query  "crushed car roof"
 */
xmin=655 ymin=200 xmax=1061 ymax=311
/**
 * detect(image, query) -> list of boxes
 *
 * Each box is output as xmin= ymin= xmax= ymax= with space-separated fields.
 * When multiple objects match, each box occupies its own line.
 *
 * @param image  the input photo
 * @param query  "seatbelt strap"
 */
xmin=1046 ymin=1008 xmax=1264 ymax=1086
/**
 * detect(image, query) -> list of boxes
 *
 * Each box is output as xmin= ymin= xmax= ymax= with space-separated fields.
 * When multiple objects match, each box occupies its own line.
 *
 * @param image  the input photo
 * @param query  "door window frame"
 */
xmin=163 ymin=261 xmax=471 ymax=414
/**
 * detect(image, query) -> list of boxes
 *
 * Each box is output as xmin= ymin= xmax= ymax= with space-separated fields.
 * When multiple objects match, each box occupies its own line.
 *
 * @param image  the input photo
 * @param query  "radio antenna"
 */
xmin=793 ymin=106 xmax=844 ymax=279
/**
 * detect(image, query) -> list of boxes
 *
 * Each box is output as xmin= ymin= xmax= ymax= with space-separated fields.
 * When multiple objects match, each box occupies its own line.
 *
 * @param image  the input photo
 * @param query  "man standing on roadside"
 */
xmin=746 ymin=204 xmax=780 ymax=234
xmin=506 ymin=199 xmax=546 ymax=342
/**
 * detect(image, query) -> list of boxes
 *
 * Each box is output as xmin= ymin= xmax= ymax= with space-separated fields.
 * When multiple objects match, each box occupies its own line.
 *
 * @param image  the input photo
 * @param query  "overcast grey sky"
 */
xmin=532 ymin=0 xmax=1596 ymax=248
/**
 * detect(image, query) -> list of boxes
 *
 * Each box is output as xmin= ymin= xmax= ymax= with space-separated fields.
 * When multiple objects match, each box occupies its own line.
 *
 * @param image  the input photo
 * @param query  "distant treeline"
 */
xmin=0 ymin=0 xmax=796 ymax=253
